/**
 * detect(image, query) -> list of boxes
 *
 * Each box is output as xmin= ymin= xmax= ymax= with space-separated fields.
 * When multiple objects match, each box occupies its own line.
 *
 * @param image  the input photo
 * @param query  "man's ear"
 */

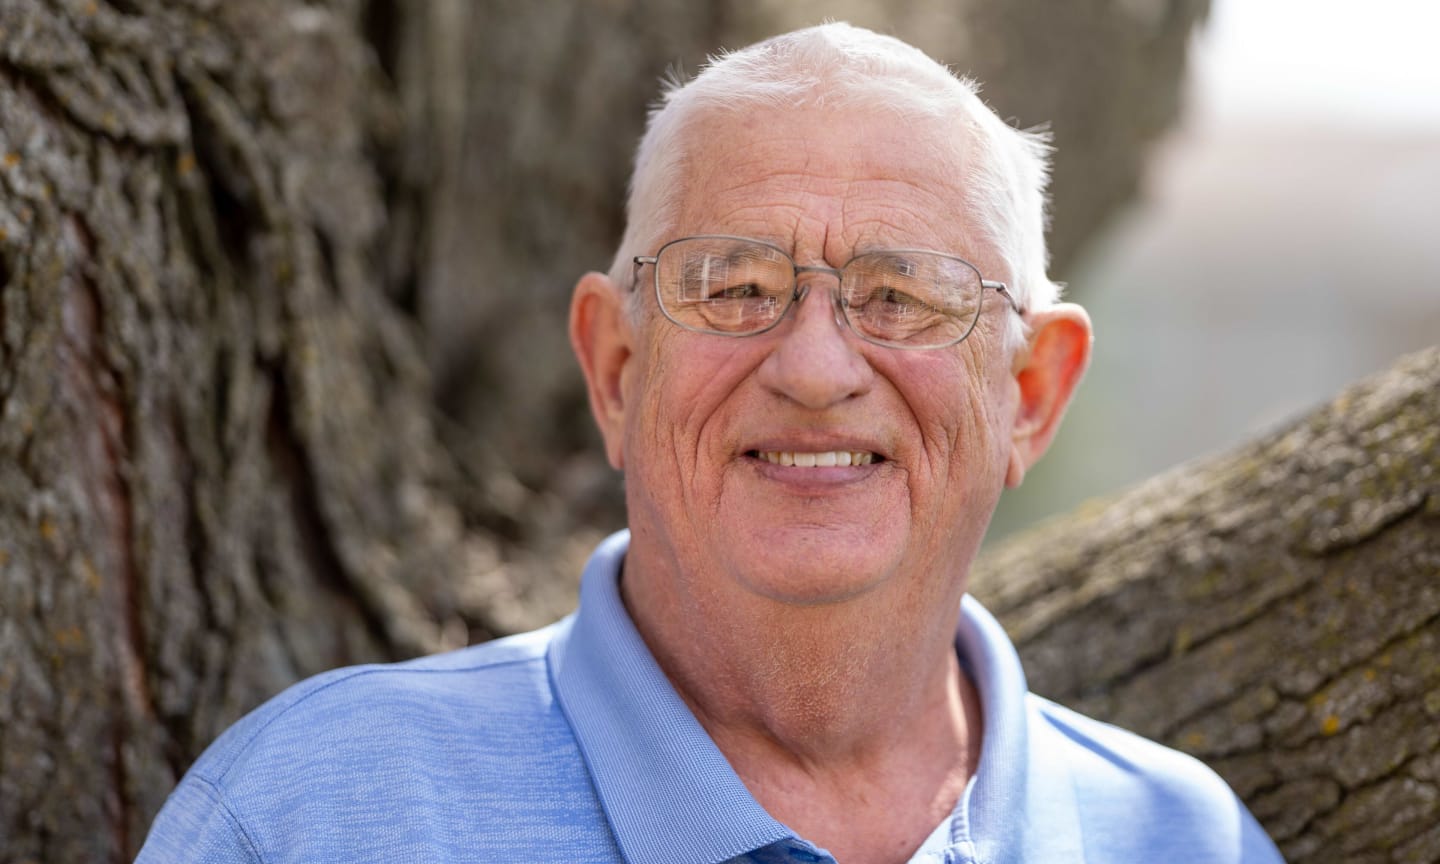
xmin=1006 ymin=303 xmax=1093 ymax=488
xmin=569 ymin=271 xmax=633 ymax=470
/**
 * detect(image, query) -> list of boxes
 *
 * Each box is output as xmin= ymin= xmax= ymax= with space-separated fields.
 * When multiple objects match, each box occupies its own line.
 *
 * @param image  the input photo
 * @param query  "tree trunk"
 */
xmin=972 ymin=344 xmax=1440 ymax=863
xmin=0 ymin=2 xmax=495 ymax=860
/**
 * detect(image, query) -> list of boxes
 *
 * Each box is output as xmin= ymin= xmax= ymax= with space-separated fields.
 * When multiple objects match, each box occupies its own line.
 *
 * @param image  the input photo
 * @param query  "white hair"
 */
xmin=613 ymin=22 xmax=1059 ymax=344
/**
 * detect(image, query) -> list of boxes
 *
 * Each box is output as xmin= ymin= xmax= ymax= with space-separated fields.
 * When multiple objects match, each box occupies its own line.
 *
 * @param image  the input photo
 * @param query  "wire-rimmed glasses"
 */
xmin=632 ymin=235 xmax=1020 ymax=350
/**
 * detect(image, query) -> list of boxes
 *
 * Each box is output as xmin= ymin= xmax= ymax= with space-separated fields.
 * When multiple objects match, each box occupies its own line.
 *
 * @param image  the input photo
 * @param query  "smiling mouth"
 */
xmin=749 ymin=450 xmax=881 ymax=467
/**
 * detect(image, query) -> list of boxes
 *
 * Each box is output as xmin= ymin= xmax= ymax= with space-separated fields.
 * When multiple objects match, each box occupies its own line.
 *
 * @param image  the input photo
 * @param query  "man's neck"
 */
xmin=620 ymin=553 xmax=982 ymax=864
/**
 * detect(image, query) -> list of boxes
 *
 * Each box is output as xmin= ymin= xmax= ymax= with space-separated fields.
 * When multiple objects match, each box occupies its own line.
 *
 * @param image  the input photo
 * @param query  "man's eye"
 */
xmin=879 ymin=286 xmax=916 ymax=306
xmin=712 ymin=282 xmax=764 ymax=300
xmin=862 ymin=285 xmax=927 ymax=311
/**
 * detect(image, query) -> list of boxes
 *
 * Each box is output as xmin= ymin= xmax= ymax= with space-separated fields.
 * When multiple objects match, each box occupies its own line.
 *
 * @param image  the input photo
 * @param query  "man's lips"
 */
xmin=747 ymin=449 xmax=879 ymax=467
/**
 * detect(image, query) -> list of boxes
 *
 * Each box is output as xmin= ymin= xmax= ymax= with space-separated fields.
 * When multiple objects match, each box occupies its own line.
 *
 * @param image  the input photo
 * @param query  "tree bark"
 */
xmin=0 ymin=2 xmax=494 ymax=860
xmin=973 ymin=345 xmax=1440 ymax=863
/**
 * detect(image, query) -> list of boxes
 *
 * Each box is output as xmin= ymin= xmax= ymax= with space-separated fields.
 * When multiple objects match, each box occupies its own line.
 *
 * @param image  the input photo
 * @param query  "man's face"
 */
xmin=618 ymin=105 xmax=1021 ymax=608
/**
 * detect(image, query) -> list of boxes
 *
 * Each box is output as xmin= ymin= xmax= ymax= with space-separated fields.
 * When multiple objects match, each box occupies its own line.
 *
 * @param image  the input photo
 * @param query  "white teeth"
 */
xmin=757 ymin=450 xmax=875 ymax=467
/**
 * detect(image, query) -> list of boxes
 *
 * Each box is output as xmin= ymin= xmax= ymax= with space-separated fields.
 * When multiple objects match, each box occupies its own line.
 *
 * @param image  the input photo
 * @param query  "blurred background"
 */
xmin=989 ymin=0 xmax=1440 ymax=540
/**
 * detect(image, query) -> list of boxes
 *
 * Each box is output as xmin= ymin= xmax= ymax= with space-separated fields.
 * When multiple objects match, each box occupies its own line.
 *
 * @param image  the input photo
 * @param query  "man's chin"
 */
xmin=721 ymin=533 xmax=903 ymax=608
xmin=736 ymin=576 xmax=887 ymax=608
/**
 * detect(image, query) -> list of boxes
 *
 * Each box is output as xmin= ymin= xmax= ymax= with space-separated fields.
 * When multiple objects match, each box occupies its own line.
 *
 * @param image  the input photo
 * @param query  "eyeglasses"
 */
xmin=632 ymin=235 xmax=1021 ymax=350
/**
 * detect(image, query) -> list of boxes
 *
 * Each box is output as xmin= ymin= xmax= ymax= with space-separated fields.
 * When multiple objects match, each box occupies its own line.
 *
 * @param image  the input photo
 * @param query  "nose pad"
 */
xmin=788 ymin=275 xmax=851 ymax=338
xmin=828 ymin=284 xmax=850 ymax=333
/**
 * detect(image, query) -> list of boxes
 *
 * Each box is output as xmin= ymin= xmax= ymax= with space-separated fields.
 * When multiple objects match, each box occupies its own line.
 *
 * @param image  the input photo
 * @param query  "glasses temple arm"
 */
xmin=631 ymin=256 xmax=658 ymax=292
xmin=983 ymin=280 xmax=1023 ymax=315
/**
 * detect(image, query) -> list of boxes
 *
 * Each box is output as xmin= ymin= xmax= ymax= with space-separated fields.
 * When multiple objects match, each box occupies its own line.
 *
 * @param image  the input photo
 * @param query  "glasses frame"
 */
xmin=632 ymin=234 xmax=1022 ymax=350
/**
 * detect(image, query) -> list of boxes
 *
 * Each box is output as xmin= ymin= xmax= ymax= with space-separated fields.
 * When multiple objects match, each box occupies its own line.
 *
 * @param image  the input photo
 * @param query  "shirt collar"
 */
xmin=548 ymin=531 xmax=799 ymax=864
xmin=956 ymin=595 xmax=1084 ymax=862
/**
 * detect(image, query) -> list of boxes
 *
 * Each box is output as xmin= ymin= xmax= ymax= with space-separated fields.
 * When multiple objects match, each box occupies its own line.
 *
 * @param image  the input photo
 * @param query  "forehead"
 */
xmin=673 ymin=103 xmax=979 ymax=258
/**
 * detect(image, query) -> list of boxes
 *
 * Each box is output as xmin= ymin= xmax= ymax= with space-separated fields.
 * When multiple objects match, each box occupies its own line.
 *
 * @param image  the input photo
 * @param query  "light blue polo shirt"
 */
xmin=138 ymin=531 xmax=1281 ymax=863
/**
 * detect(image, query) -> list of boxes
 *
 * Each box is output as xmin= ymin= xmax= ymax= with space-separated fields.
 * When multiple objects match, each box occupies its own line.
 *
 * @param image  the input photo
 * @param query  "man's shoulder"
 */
xmin=140 ymin=622 xmax=630 ymax=858
xmin=1026 ymin=694 xmax=1280 ymax=861
xmin=139 ymin=618 xmax=626 ymax=862
xmin=1027 ymin=694 xmax=1219 ymax=789
xmin=192 ymin=621 xmax=571 ymax=788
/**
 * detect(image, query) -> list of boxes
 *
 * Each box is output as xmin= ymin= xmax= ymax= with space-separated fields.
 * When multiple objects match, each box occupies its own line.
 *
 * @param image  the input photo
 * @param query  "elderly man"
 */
xmin=140 ymin=23 xmax=1281 ymax=864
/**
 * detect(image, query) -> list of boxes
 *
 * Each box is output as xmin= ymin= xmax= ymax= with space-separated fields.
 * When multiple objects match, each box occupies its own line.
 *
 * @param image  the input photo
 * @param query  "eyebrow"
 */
xmin=854 ymin=251 xmax=925 ymax=275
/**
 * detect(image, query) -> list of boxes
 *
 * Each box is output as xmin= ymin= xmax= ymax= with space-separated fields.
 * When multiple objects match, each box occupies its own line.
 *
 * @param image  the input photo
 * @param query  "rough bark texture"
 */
xmin=973 ymin=345 xmax=1440 ymax=864
xmin=0 ymin=2 xmax=499 ymax=860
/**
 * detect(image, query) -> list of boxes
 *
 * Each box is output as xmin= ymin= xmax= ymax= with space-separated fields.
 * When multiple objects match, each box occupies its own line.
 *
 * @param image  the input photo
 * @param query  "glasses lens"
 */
xmin=657 ymin=238 xmax=793 ymax=334
xmin=840 ymin=252 xmax=983 ymax=347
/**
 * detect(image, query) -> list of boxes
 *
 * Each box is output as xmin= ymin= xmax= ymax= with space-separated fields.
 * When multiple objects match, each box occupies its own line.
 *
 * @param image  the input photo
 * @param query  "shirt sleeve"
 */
xmin=1238 ymin=798 xmax=1285 ymax=863
xmin=136 ymin=774 xmax=263 ymax=864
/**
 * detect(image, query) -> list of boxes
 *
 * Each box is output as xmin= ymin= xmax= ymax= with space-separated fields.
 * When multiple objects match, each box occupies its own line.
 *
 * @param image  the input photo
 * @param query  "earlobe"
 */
xmin=1004 ymin=446 xmax=1027 ymax=488
xmin=569 ymin=271 xmax=633 ymax=470
xmin=1006 ymin=303 xmax=1093 ymax=488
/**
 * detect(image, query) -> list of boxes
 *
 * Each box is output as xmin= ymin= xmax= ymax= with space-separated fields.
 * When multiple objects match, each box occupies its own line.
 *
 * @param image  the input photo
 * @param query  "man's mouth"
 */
xmin=749 ymin=450 xmax=880 ymax=467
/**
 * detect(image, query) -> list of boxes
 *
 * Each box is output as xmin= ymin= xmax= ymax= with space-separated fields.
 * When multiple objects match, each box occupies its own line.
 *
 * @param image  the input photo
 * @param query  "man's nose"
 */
xmin=755 ymin=277 xmax=874 ymax=410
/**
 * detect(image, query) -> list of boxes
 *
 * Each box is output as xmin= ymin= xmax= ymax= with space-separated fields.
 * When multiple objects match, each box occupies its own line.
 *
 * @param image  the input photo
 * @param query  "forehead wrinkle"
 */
xmin=680 ymin=171 xmax=848 ymax=246
xmin=683 ymin=124 xmax=826 ymax=200
xmin=697 ymin=176 xmax=964 ymax=261
xmin=691 ymin=199 xmax=815 ymax=245
xmin=836 ymin=123 xmax=979 ymax=249
xmin=839 ymin=180 xmax=965 ymax=254
xmin=706 ymin=167 xmax=831 ymax=201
